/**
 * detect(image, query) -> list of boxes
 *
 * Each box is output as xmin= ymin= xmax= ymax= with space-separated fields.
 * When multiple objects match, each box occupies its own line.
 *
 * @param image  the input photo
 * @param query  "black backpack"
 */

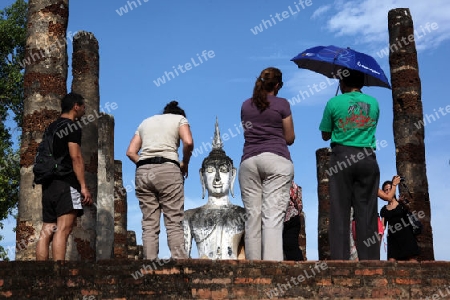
xmin=33 ymin=119 xmax=72 ymax=185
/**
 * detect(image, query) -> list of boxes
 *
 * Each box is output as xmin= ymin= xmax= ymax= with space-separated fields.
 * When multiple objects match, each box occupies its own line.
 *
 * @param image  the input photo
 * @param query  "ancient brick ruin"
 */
xmin=388 ymin=8 xmax=434 ymax=261
xmin=14 ymin=0 xmax=144 ymax=261
xmin=4 ymin=1 xmax=446 ymax=298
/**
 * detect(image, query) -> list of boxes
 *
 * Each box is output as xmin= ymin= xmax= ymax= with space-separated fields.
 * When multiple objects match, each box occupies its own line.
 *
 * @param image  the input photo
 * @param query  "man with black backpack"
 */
xmin=35 ymin=92 xmax=93 ymax=261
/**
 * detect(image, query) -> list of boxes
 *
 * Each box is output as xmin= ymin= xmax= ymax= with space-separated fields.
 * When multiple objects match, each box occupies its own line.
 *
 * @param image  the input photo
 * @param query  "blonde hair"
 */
xmin=251 ymin=67 xmax=283 ymax=112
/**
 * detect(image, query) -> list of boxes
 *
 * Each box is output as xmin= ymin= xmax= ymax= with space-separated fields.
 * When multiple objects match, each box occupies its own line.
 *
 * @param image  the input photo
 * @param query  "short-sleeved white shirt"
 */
xmin=136 ymin=114 xmax=189 ymax=162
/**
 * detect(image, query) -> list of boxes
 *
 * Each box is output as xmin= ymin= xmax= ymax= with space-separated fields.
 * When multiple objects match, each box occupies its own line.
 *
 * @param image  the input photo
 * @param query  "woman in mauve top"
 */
xmin=238 ymin=67 xmax=295 ymax=261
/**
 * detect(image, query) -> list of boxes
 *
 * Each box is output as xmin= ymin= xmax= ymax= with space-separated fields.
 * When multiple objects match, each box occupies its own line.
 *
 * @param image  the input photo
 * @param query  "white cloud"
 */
xmin=311 ymin=5 xmax=332 ymax=20
xmin=326 ymin=1 xmax=390 ymax=40
xmin=284 ymin=69 xmax=340 ymax=106
xmin=323 ymin=0 xmax=450 ymax=51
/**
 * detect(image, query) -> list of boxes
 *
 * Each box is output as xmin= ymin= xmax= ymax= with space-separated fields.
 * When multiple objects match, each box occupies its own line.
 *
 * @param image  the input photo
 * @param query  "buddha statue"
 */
xmin=184 ymin=118 xmax=246 ymax=259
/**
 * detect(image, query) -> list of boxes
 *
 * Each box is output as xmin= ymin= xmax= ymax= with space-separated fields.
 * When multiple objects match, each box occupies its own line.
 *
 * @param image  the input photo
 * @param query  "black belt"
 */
xmin=331 ymin=143 xmax=374 ymax=151
xmin=136 ymin=156 xmax=180 ymax=168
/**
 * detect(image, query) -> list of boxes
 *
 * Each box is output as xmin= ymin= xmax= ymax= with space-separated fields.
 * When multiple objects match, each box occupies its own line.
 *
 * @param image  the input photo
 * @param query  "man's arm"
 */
xmin=282 ymin=115 xmax=295 ymax=145
xmin=179 ymin=124 xmax=194 ymax=178
xmin=321 ymin=131 xmax=331 ymax=141
xmin=126 ymin=134 xmax=142 ymax=164
xmin=68 ymin=142 xmax=92 ymax=205
xmin=319 ymin=101 xmax=332 ymax=142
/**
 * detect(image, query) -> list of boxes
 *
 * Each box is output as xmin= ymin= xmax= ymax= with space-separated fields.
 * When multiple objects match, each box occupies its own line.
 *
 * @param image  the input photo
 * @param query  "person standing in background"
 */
xmin=319 ymin=68 xmax=380 ymax=260
xmin=283 ymin=181 xmax=304 ymax=261
xmin=36 ymin=93 xmax=93 ymax=261
xmin=349 ymin=174 xmax=402 ymax=259
xmin=380 ymin=180 xmax=420 ymax=261
xmin=239 ymin=67 xmax=295 ymax=261
xmin=126 ymin=101 xmax=193 ymax=260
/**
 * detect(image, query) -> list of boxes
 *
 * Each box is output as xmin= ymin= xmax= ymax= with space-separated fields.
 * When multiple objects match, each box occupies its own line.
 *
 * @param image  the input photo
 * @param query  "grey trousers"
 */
xmin=239 ymin=152 xmax=294 ymax=261
xmin=328 ymin=144 xmax=380 ymax=260
xmin=135 ymin=163 xmax=187 ymax=260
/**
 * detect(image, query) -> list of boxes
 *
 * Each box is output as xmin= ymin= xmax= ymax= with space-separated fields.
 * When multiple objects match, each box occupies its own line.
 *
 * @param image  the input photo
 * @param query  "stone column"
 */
xmin=16 ymin=0 xmax=69 ymax=260
xmin=388 ymin=8 xmax=434 ymax=260
xmin=299 ymin=211 xmax=307 ymax=260
xmin=316 ymin=147 xmax=331 ymax=260
xmin=67 ymin=31 xmax=99 ymax=260
xmin=96 ymin=113 xmax=115 ymax=260
xmin=113 ymin=160 xmax=128 ymax=259
xmin=127 ymin=231 xmax=139 ymax=260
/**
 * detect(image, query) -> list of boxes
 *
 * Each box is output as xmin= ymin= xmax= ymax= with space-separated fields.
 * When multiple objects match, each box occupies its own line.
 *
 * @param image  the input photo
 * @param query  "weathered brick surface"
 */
xmin=0 ymin=260 xmax=449 ymax=299
xmin=388 ymin=8 xmax=434 ymax=262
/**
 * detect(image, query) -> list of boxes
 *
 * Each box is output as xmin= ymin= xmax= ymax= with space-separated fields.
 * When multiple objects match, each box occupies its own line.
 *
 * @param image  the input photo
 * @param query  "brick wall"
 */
xmin=1 ymin=260 xmax=449 ymax=299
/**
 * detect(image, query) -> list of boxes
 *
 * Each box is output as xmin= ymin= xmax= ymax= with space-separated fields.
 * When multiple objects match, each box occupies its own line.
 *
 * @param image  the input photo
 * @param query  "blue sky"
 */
xmin=1 ymin=0 xmax=449 ymax=261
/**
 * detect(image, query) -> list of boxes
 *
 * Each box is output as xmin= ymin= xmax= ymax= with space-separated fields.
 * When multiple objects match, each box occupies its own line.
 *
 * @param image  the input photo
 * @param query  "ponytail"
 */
xmin=251 ymin=67 xmax=283 ymax=112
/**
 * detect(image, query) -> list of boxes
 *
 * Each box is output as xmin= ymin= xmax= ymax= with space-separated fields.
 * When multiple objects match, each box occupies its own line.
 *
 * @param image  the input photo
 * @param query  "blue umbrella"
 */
xmin=291 ymin=45 xmax=391 ymax=89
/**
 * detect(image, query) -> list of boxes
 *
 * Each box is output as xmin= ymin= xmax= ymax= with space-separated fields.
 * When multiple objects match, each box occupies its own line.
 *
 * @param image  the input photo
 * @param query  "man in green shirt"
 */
xmin=319 ymin=68 xmax=380 ymax=260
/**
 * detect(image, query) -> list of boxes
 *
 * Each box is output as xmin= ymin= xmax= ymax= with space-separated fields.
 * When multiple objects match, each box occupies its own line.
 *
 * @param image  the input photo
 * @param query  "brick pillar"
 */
xmin=299 ymin=211 xmax=307 ymax=260
xmin=388 ymin=8 xmax=434 ymax=260
xmin=96 ymin=113 xmax=115 ymax=259
xmin=113 ymin=160 xmax=128 ymax=259
xmin=316 ymin=147 xmax=331 ymax=260
xmin=68 ymin=31 xmax=100 ymax=260
xmin=127 ymin=231 xmax=139 ymax=260
xmin=16 ymin=0 xmax=69 ymax=260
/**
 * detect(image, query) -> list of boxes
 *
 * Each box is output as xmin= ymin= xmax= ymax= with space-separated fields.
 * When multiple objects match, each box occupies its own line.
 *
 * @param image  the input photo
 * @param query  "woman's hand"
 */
xmin=392 ymin=175 xmax=401 ymax=186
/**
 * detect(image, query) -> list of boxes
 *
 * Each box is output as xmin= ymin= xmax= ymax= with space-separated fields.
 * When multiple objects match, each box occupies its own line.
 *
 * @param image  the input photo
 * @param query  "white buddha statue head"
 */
xmin=200 ymin=118 xmax=236 ymax=201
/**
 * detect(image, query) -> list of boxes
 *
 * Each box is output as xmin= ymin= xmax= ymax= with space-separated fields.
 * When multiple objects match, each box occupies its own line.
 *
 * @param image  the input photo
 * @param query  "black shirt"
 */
xmin=47 ymin=117 xmax=82 ymax=189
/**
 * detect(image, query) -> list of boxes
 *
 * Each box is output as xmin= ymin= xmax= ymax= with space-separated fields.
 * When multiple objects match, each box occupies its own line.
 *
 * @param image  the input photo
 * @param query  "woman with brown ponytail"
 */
xmin=238 ymin=67 xmax=295 ymax=261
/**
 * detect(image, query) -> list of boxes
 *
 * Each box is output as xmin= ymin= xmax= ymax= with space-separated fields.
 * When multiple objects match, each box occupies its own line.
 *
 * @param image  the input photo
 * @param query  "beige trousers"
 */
xmin=239 ymin=152 xmax=294 ymax=261
xmin=135 ymin=163 xmax=187 ymax=260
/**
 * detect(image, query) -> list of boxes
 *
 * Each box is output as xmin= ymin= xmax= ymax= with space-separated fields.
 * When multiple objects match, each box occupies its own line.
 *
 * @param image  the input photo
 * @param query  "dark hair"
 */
xmin=61 ymin=92 xmax=85 ymax=113
xmin=163 ymin=100 xmax=186 ymax=117
xmin=341 ymin=68 xmax=365 ymax=89
xmin=251 ymin=67 xmax=283 ymax=112
xmin=382 ymin=180 xmax=392 ymax=190
xmin=382 ymin=180 xmax=397 ymax=199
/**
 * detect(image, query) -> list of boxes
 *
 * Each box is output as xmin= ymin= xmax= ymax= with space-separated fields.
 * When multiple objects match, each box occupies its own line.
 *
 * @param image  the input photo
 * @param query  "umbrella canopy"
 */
xmin=291 ymin=45 xmax=391 ymax=89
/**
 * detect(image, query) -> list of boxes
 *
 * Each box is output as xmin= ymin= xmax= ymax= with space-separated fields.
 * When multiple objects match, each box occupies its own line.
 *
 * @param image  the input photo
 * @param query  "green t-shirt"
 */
xmin=319 ymin=91 xmax=379 ymax=148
